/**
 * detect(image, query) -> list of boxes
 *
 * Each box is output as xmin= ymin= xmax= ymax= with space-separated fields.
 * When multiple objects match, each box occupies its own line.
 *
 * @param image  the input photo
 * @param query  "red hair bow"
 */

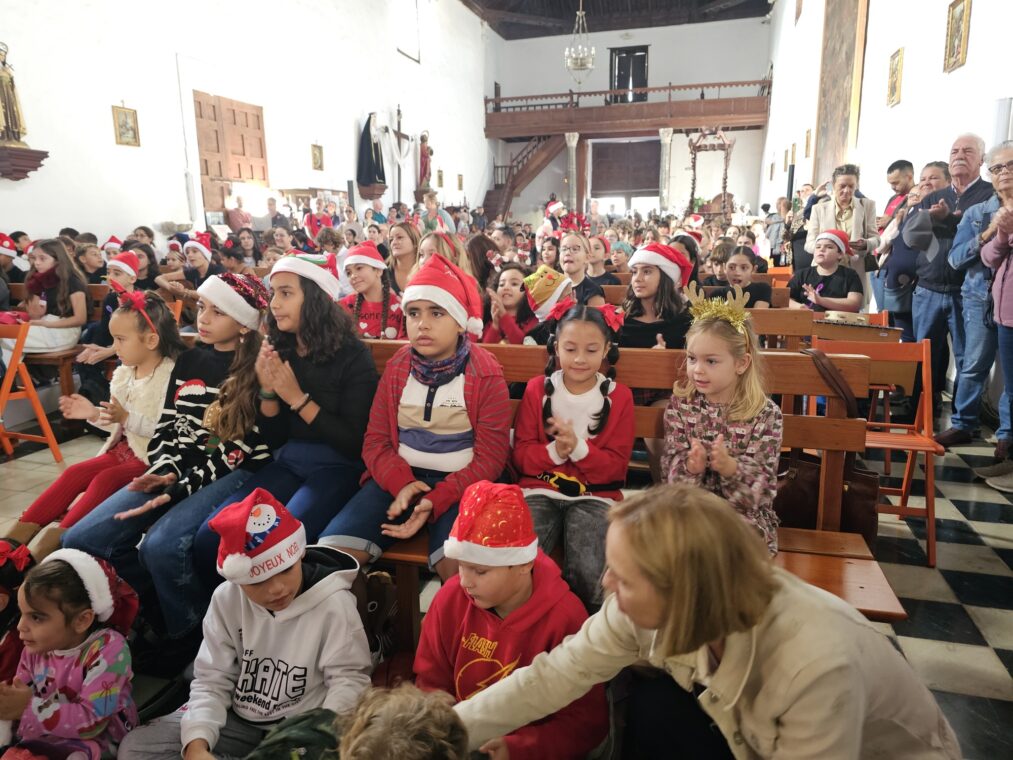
xmin=224 ymin=239 xmax=234 ymax=249
xmin=596 ymin=305 xmax=625 ymax=333
xmin=0 ymin=541 xmax=32 ymax=572
xmin=118 ymin=289 xmax=157 ymax=333
xmin=546 ymin=297 xmax=576 ymax=323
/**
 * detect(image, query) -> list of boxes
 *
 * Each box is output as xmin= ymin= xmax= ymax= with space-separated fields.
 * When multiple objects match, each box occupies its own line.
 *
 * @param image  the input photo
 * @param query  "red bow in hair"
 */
xmin=224 ymin=239 xmax=234 ymax=249
xmin=118 ymin=289 xmax=158 ymax=333
xmin=0 ymin=542 xmax=32 ymax=572
xmin=595 ymin=305 xmax=625 ymax=333
xmin=546 ymin=297 xmax=576 ymax=323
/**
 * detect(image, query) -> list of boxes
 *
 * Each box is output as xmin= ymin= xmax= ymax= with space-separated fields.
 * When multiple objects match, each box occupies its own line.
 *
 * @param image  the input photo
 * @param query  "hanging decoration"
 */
xmin=564 ymin=0 xmax=595 ymax=88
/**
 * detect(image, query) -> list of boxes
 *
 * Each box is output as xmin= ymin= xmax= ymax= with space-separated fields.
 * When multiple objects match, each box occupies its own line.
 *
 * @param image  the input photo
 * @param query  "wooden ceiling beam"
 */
xmin=484 ymin=9 xmax=571 ymax=29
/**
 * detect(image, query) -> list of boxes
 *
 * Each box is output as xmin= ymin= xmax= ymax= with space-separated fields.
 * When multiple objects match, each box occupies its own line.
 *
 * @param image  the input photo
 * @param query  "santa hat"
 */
xmin=629 ymin=242 xmax=694 ymax=288
xmin=443 ymin=481 xmax=538 ymax=566
xmin=209 ymin=488 xmax=307 ymax=584
xmin=684 ymin=229 xmax=703 ymax=244
xmin=271 ymin=251 xmax=343 ymax=301
xmin=815 ymin=229 xmax=851 ymax=257
xmin=197 ymin=273 xmax=268 ymax=330
xmin=167 ymin=237 xmax=184 ymax=254
xmin=686 ymin=213 xmax=705 ymax=230
xmin=547 ymin=200 xmax=565 ymax=216
xmin=0 ymin=234 xmax=16 ymax=259
xmin=402 ymin=253 xmax=484 ymax=337
xmin=524 ymin=265 xmax=572 ymax=321
xmin=183 ymin=231 xmax=213 ymax=262
xmin=42 ymin=549 xmax=139 ymax=636
xmin=102 ymin=236 xmax=123 ymax=252
xmin=107 ymin=251 xmax=140 ymax=278
xmin=343 ymin=241 xmax=387 ymax=271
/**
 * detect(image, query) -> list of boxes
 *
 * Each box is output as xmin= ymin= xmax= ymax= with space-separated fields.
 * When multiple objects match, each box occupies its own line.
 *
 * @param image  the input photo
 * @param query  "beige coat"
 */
xmin=455 ymin=568 xmax=960 ymax=760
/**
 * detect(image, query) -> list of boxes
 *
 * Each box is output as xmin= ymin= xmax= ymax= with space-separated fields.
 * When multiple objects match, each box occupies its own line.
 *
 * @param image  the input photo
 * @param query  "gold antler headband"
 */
xmin=684 ymin=282 xmax=751 ymax=334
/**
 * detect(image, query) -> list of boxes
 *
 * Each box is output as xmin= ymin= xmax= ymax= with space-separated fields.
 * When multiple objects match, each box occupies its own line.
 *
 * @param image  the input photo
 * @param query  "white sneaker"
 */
xmin=985 ymin=470 xmax=1013 ymax=493
xmin=974 ymin=460 xmax=1013 ymax=479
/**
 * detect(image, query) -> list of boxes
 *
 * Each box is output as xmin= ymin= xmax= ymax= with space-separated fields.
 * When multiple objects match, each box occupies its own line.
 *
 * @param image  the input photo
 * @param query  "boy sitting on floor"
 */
xmin=118 ymin=489 xmax=371 ymax=760
xmin=414 ymin=480 xmax=608 ymax=760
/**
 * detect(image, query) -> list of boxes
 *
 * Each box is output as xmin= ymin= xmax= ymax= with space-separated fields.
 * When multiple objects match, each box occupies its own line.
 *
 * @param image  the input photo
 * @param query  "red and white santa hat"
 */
xmin=686 ymin=213 xmax=705 ymax=230
xmin=107 ymin=251 xmax=140 ymax=278
xmin=444 ymin=481 xmax=538 ymax=566
xmin=629 ymin=242 xmax=694 ymax=287
xmin=343 ymin=241 xmax=387 ymax=271
xmin=0 ymin=233 xmax=16 ymax=259
xmin=270 ymin=250 xmax=343 ymax=301
xmin=402 ymin=253 xmax=484 ymax=337
xmin=547 ymin=200 xmax=566 ymax=216
xmin=815 ymin=229 xmax=852 ymax=257
xmin=197 ymin=273 xmax=268 ymax=330
xmin=43 ymin=549 xmax=139 ymax=636
xmin=167 ymin=239 xmax=183 ymax=254
xmin=103 ymin=236 xmax=123 ymax=252
xmin=209 ymin=488 xmax=307 ymax=584
xmin=183 ymin=231 xmax=213 ymax=262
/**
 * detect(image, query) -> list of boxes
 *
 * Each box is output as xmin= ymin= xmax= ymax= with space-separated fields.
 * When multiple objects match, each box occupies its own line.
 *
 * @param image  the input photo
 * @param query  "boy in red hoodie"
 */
xmin=414 ymin=480 xmax=608 ymax=759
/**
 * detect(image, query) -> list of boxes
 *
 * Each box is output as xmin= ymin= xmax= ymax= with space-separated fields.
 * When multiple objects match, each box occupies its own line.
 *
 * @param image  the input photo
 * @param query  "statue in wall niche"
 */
xmin=418 ymin=130 xmax=433 ymax=190
xmin=0 ymin=42 xmax=28 ymax=146
xmin=356 ymin=112 xmax=387 ymax=200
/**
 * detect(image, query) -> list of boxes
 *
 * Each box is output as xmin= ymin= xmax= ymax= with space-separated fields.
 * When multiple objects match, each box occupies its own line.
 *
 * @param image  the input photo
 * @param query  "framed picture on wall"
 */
xmin=112 ymin=106 xmax=139 ymax=147
xmin=770 ymin=162 xmax=775 ymax=181
xmin=783 ymin=149 xmax=789 ymax=172
xmin=943 ymin=0 xmax=971 ymax=73
xmin=887 ymin=49 xmax=903 ymax=106
xmin=311 ymin=144 xmax=324 ymax=171
xmin=437 ymin=169 xmax=443 ymax=188
xmin=457 ymin=173 xmax=463 ymax=191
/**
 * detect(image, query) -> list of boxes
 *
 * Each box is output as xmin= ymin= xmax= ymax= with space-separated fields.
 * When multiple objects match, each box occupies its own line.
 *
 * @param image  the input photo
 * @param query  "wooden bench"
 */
xmin=602 ymin=284 xmax=789 ymax=308
xmin=361 ymin=341 xmax=902 ymax=649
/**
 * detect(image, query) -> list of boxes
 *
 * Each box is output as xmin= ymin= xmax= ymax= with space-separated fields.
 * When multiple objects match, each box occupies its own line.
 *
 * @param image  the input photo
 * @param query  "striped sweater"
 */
xmin=146 ymin=345 xmax=270 ymax=505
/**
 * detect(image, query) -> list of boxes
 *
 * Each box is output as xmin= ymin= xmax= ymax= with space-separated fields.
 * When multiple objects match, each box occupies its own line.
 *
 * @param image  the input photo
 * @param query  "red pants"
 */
xmin=20 ymin=440 xmax=147 ymax=528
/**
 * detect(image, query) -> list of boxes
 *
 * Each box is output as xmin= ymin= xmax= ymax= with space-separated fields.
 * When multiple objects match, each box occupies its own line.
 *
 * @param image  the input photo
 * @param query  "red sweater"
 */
xmin=361 ymin=344 xmax=512 ymax=519
xmin=512 ymin=375 xmax=634 ymax=501
xmin=481 ymin=314 xmax=538 ymax=345
xmin=302 ymin=212 xmax=333 ymax=241
xmin=339 ymin=292 xmax=406 ymax=340
xmin=414 ymin=552 xmax=608 ymax=759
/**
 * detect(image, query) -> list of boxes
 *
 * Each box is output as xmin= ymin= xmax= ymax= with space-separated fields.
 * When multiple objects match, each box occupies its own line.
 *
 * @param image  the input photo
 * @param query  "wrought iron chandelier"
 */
xmin=564 ymin=0 xmax=594 ymax=87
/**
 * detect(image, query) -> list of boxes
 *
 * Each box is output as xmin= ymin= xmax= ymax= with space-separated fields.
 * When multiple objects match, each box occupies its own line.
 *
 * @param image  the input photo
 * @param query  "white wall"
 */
xmin=0 ymin=0 xmax=502 ymax=242
xmin=669 ymin=129 xmax=765 ymax=213
xmin=760 ymin=0 xmax=1013 ymax=212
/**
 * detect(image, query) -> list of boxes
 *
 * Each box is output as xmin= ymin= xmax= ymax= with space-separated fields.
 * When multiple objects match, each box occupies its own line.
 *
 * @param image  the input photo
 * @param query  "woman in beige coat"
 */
xmin=454 ymin=485 xmax=960 ymax=759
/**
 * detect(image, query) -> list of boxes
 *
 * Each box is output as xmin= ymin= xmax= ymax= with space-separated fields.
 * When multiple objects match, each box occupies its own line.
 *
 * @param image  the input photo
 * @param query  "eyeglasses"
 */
xmin=988 ymin=160 xmax=1013 ymax=176
xmin=559 ymin=245 xmax=584 ymax=254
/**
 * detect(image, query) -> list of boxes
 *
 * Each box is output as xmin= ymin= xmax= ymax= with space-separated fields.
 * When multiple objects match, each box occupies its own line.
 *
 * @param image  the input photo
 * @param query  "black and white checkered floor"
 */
xmin=1 ymin=421 xmax=1011 ymax=757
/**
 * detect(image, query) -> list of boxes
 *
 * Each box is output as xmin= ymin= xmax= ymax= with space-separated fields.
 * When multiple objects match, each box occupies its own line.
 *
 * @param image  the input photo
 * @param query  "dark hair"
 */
xmin=350 ymin=268 xmax=394 ymax=340
xmin=75 ymin=232 xmax=98 ymax=244
xmin=236 ymin=227 xmax=261 ymax=263
xmin=291 ymin=229 xmax=312 ymax=251
xmin=832 ymin=163 xmax=861 ymax=182
xmin=623 ymin=265 xmax=687 ymax=321
xmin=737 ymin=229 xmax=756 ymax=244
xmin=74 ymin=243 xmax=102 ymax=271
xmin=23 ymin=560 xmax=95 ymax=627
xmin=486 ymin=263 xmax=536 ymax=326
xmin=887 ymin=160 xmax=914 ymax=174
xmin=33 ymin=239 xmax=85 ymax=317
xmin=58 ymin=227 xmax=80 ymax=239
xmin=268 ymin=275 xmax=357 ymax=360
xmin=122 ymin=241 xmax=158 ymax=278
xmin=760 ymin=203 xmax=771 ymax=213
xmin=133 ymin=225 xmax=155 ymax=240
xmin=10 ymin=230 xmax=28 ymax=243
xmin=710 ymin=241 xmax=734 ymax=264
xmin=729 ymin=246 xmax=759 ymax=268
xmin=924 ymin=160 xmax=951 ymax=181
xmin=464 ymin=233 xmax=496 ymax=288
xmin=114 ymin=291 xmax=187 ymax=359
xmin=221 ymin=239 xmax=245 ymax=262
xmin=543 ymin=305 xmax=620 ymax=436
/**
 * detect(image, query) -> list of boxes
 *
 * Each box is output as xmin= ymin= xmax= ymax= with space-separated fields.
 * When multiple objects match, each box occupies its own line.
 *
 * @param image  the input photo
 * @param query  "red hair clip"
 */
xmin=595 ymin=305 xmax=625 ymax=333
xmin=546 ymin=297 xmax=577 ymax=323
xmin=118 ymin=289 xmax=158 ymax=334
xmin=224 ymin=239 xmax=234 ymax=249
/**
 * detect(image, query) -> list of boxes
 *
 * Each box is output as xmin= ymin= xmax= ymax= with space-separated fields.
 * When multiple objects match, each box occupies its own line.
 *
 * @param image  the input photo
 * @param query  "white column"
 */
xmin=565 ymin=131 xmax=579 ymax=210
xmin=658 ymin=127 xmax=674 ymax=213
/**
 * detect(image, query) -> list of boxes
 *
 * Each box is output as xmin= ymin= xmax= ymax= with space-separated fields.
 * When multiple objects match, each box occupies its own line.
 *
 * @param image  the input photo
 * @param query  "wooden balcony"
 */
xmin=485 ymin=80 xmax=770 ymax=140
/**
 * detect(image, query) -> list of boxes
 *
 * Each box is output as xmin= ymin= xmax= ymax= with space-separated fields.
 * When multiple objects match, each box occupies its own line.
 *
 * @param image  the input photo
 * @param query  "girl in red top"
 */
xmin=512 ymin=303 xmax=634 ymax=609
xmin=482 ymin=263 xmax=538 ymax=344
xmin=303 ymin=197 xmax=333 ymax=241
xmin=339 ymin=242 xmax=405 ymax=339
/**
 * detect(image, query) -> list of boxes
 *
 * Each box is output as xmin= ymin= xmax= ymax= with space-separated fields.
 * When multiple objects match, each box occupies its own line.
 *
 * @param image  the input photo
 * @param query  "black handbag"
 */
xmin=773 ymin=349 xmax=879 ymax=549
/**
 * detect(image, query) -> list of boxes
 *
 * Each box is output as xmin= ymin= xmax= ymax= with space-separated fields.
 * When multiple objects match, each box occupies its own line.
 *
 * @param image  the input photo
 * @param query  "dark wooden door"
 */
xmin=193 ymin=90 xmax=268 ymax=212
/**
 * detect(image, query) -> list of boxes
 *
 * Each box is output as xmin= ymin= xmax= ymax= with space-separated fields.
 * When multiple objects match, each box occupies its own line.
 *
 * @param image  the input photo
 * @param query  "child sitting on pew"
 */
xmin=711 ymin=245 xmax=772 ymax=308
xmin=482 ymin=263 xmax=539 ymax=345
xmin=340 ymin=242 xmax=405 ymax=339
xmin=662 ymin=285 xmax=782 ymax=554
xmin=414 ymin=481 xmax=608 ymax=760
xmin=788 ymin=230 xmax=864 ymax=313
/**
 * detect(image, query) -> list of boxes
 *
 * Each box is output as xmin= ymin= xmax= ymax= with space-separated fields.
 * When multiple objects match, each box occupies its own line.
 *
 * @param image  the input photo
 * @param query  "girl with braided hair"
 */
xmin=511 ymin=303 xmax=634 ymax=610
xmin=340 ymin=242 xmax=405 ymax=339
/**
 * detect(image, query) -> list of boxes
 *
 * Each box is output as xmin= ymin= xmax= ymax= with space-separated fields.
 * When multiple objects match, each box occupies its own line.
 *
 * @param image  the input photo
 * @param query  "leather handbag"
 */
xmin=773 ymin=348 xmax=879 ymax=549
xmin=863 ymin=251 xmax=880 ymax=272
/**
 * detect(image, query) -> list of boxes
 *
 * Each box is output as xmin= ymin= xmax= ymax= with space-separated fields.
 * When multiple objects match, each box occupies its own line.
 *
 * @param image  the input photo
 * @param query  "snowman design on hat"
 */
xmin=245 ymin=501 xmax=281 ymax=551
xmin=211 ymin=488 xmax=308 ymax=583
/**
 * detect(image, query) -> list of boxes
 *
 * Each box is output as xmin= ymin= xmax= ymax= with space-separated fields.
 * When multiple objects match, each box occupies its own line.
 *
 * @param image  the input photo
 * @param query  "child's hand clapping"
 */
xmin=710 ymin=434 xmax=738 ymax=477
xmin=686 ymin=438 xmax=707 ymax=475
xmin=59 ymin=393 xmax=98 ymax=422
xmin=0 ymin=679 xmax=31 ymax=720
xmin=486 ymin=287 xmax=505 ymax=328
xmin=547 ymin=417 xmax=578 ymax=459
xmin=98 ymin=396 xmax=128 ymax=426
xmin=480 ymin=737 xmax=510 ymax=760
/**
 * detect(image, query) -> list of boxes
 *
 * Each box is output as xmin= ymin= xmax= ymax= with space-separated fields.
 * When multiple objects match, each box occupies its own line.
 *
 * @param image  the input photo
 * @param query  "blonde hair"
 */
xmin=673 ymin=317 xmax=768 ymax=421
xmin=608 ymin=484 xmax=777 ymax=657
xmin=338 ymin=684 xmax=468 ymax=760
xmin=419 ymin=231 xmax=474 ymax=279
xmin=560 ymin=231 xmax=591 ymax=262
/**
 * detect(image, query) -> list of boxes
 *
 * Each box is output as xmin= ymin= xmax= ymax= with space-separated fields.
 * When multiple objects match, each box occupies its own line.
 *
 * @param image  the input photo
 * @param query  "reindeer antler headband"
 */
xmin=684 ymin=282 xmax=751 ymax=335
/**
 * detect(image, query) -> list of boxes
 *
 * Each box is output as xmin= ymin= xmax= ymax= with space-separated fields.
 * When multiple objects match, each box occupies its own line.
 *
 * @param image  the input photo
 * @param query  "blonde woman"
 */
xmin=417 ymin=231 xmax=477 ymax=285
xmin=455 ymin=485 xmax=960 ymax=759
xmin=387 ymin=222 xmax=420 ymax=296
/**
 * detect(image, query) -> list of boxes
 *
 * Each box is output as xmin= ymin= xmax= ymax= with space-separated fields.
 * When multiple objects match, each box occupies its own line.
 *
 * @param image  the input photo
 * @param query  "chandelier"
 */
xmin=564 ymin=0 xmax=594 ymax=87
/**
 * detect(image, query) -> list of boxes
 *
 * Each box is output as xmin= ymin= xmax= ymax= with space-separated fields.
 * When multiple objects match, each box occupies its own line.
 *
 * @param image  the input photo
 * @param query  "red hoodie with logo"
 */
xmin=414 ymin=551 xmax=607 ymax=759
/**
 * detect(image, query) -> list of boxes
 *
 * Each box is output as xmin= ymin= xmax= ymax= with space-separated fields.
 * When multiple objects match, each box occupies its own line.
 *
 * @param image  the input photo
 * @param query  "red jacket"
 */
xmin=414 ymin=551 xmax=608 ymax=759
xmin=361 ymin=344 xmax=512 ymax=519
xmin=512 ymin=375 xmax=634 ymax=501
xmin=481 ymin=314 xmax=538 ymax=345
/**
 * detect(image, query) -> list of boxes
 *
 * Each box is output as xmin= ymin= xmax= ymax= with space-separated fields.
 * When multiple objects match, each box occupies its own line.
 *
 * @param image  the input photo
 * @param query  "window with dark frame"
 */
xmin=609 ymin=46 xmax=649 ymax=104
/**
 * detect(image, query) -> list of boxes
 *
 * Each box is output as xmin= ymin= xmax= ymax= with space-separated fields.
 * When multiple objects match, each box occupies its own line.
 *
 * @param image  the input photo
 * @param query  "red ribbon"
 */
xmin=0 ymin=542 xmax=32 ymax=572
xmin=546 ymin=297 xmax=576 ymax=323
xmin=595 ymin=305 xmax=625 ymax=333
xmin=118 ymin=289 xmax=158 ymax=334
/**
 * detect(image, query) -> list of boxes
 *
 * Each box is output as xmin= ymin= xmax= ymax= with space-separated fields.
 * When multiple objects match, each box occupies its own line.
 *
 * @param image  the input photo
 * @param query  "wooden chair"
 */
xmin=614 ymin=272 xmax=631 ymax=285
xmin=9 ymin=283 xmax=26 ymax=306
xmin=86 ymin=284 xmax=110 ymax=322
xmin=0 ymin=323 xmax=62 ymax=463
xmin=812 ymin=338 xmax=943 ymax=566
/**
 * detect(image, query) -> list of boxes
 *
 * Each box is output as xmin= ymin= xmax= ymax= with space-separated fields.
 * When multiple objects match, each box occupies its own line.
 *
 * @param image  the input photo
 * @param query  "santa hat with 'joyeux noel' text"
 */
xmin=209 ymin=488 xmax=307 ymax=584
xmin=270 ymin=250 xmax=343 ymax=301
xmin=343 ymin=241 xmax=387 ymax=271
xmin=107 ymin=251 xmax=140 ymax=278
xmin=402 ymin=253 xmax=484 ymax=337
xmin=628 ymin=242 xmax=694 ymax=288
xmin=443 ymin=481 xmax=538 ymax=566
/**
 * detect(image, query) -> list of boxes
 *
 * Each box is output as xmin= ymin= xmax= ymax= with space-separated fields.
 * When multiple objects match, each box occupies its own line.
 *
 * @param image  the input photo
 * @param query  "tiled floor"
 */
xmin=1 ymin=418 xmax=1012 ymax=756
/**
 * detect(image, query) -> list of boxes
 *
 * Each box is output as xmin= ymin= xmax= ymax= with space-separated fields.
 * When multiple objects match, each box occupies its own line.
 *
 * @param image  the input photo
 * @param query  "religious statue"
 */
xmin=356 ymin=112 xmax=387 ymax=200
xmin=419 ymin=131 xmax=433 ymax=190
xmin=0 ymin=42 xmax=28 ymax=146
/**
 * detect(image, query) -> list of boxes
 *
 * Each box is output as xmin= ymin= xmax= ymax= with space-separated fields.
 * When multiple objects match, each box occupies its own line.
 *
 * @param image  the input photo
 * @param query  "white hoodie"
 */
xmin=181 ymin=547 xmax=372 ymax=751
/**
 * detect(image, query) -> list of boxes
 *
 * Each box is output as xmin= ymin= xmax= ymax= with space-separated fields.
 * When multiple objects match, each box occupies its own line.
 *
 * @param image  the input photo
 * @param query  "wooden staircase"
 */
xmin=482 ymin=134 xmax=565 ymax=220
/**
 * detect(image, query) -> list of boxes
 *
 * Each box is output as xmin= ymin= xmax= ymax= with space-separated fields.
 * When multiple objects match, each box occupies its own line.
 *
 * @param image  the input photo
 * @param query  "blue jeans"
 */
xmin=951 ymin=295 xmax=1010 ymax=438
xmin=318 ymin=475 xmax=459 ymax=568
xmin=998 ymin=326 xmax=1013 ymax=448
xmin=191 ymin=440 xmax=365 ymax=593
xmin=62 ymin=470 xmax=253 ymax=610
xmin=913 ymin=286 xmax=964 ymax=400
xmin=869 ymin=270 xmax=887 ymax=314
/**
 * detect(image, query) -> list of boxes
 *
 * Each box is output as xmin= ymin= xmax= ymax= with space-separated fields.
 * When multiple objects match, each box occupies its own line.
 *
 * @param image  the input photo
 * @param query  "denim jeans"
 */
xmin=869 ymin=270 xmax=887 ymax=314
xmin=913 ymin=286 xmax=964 ymax=400
xmin=61 ymin=470 xmax=253 ymax=609
xmin=951 ymin=295 xmax=1011 ymax=438
xmin=525 ymin=494 xmax=609 ymax=610
xmin=191 ymin=440 xmax=365 ymax=593
xmin=997 ymin=326 xmax=1013 ymax=448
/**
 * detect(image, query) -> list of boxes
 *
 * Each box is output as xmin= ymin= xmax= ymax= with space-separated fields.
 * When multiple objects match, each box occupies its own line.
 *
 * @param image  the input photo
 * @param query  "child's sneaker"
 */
xmin=365 ymin=571 xmax=397 ymax=664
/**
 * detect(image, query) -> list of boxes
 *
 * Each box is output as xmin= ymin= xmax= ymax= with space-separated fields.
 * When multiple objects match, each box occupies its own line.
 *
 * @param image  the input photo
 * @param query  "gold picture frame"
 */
xmin=437 ymin=169 xmax=444 ymax=188
xmin=457 ymin=173 xmax=463 ymax=191
xmin=783 ymin=149 xmax=789 ymax=172
xmin=943 ymin=0 xmax=971 ymax=73
xmin=112 ymin=106 xmax=139 ymax=147
xmin=805 ymin=129 xmax=812 ymax=158
xmin=311 ymin=144 xmax=324 ymax=171
xmin=887 ymin=48 xmax=903 ymax=106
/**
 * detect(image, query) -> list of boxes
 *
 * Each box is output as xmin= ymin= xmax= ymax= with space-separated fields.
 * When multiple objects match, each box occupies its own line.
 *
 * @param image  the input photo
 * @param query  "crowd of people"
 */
xmin=0 ymin=130 xmax=1003 ymax=758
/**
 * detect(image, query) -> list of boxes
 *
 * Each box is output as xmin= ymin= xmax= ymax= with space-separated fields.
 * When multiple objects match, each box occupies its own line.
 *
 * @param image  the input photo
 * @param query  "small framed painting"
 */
xmin=311 ymin=144 xmax=324 ymax=171
xmin=112 ymin=106 xmax=140 ymax=147
xmin=887 ymin=49 xmax=903 ymax=106
xmin=943 ymin=0 xmax=971 ymax=73
xmin=437 ymin=169 xmax=444 ymax=188
xmin=770 ymin=162 xmax=775 ymax=181
xmin=783 ymin=149 xmax=789 ymax=172
xmin=457 ymin=173 xmax=463 ymax=191
xmin=805 ymin=129 xmax=812 ymax=158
